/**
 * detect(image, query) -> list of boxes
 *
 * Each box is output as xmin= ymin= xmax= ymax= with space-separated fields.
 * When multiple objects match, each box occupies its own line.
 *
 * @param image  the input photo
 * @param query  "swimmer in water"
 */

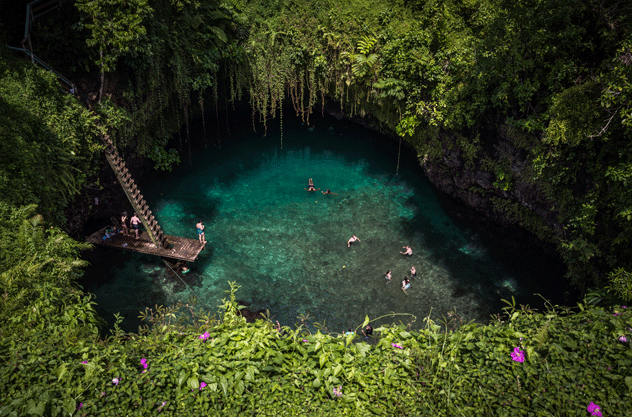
xmin=400 ymin=246 xmax=413 ymax=257
xmin=401 ymin=277 xmax=411 ymax=294
xmin=410 ymin=266 xmax=416 ymax=278
xmin=385 ymin=270 xmax=392 ymax=283
xmin=348 ymin=235 xmax=361 ymax=247
xmin=305 ymin=178 xmax=320 ymax=192
xmin=322 ymin=189 xmax=338 ymax=195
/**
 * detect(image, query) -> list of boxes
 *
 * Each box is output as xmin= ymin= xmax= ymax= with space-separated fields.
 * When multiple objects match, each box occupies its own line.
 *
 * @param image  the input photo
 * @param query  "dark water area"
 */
xmin=81 ymin=108 xmax=569 ymax=334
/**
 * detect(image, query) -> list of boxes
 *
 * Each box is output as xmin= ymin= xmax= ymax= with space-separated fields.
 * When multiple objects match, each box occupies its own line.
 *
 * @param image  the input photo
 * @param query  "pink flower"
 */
xmin=332 ymin=385 xmax=342 ymax=397
xmin=391 ymin=343 xmax=403 ymax=349
xmin=112 ymin=378 xmax=120 ymax=385
xmin=199 ymin=331 xmax=210 ymax=341
xmin=140 ymin=358 xmax=148 ymax=369
xmin=200 ymin=382 xmax=207 ymax=390
xmin=302 ymin=339 xmax=309 ymax=342
xmin=80 ymin=361 xmax=88 ymax=364
xmin=619 ymin=336 xmax=628 ymax=343
xmin=511 ymin=347 xmax=525 ymax=363
xmin=587 ymin=401 xmax=602 ymax=417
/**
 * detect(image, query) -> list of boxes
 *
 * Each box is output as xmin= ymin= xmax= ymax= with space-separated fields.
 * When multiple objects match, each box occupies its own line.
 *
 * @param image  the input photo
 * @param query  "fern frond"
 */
xmin=357 ymin=36 xmax=377 ymax=55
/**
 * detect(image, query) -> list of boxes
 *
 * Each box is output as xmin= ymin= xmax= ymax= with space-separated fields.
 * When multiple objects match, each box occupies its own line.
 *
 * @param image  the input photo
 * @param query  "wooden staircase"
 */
xmin=13 ymin=0 xmax=206 ymax=262
xmin=102 ymin=135 xmax=168 ymax=249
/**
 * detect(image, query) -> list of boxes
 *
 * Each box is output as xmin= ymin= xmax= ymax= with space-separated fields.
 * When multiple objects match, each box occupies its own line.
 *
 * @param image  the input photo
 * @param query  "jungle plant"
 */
xmin=76 ymin=0 xmax=152 ymax=103
xmin=0 ymin=51 xmax=101 ymax=224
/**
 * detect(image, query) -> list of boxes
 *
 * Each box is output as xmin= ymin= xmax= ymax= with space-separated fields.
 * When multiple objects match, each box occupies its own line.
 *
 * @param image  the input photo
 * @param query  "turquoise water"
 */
xmin=82 ymin=114 xmax=565 ymax=333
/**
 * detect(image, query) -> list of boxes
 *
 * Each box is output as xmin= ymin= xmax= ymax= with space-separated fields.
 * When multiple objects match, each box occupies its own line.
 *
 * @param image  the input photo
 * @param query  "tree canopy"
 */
xmin=1 ymin=0 xmax=632 ymax=415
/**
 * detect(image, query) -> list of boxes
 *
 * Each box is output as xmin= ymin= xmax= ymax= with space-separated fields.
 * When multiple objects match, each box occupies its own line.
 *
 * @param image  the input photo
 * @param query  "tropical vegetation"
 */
xmin=1 ymin=0 xmax=632 ymax=415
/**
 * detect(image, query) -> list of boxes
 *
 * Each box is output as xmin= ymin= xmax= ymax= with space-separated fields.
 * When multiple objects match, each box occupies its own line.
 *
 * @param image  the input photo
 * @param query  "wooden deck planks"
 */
xmin=87 ymin=227 xmax=206 ymax=262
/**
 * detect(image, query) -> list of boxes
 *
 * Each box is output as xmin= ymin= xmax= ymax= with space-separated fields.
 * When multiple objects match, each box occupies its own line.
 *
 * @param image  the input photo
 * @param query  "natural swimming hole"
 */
xmin=81 ymin=113 xmax=566 ymax=333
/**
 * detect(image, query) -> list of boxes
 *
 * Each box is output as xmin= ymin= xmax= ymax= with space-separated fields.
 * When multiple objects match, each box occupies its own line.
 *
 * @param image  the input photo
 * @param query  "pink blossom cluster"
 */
xmin=587 ymin=401 xmax=602 ymax=417
xmin=510 ymin=347 xmax=525 ymax=363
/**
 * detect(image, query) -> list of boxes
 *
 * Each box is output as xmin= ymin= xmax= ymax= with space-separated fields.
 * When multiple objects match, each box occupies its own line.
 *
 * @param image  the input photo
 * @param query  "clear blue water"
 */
xmin=82 ymin=113 xmax=566 ymax=333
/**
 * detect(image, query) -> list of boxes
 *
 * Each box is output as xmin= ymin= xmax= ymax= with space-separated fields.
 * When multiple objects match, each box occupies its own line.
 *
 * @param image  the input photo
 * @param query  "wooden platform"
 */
xmin=87 ymin=227 xmax=206 ymax=262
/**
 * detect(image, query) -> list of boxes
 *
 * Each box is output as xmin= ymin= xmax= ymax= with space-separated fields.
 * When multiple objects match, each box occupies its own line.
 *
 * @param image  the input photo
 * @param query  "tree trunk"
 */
xmin=99 ymin=49 xmax=104 ymax=104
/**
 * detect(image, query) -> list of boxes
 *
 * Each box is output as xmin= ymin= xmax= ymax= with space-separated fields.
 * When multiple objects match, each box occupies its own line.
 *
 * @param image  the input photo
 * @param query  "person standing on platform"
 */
xmin=121 ymin=212 xmax=129 ymax=236
xmin=130 ymin=213 xmax=141 ymax=239
xmin=196 ymin=220 xmax=206 ymax=243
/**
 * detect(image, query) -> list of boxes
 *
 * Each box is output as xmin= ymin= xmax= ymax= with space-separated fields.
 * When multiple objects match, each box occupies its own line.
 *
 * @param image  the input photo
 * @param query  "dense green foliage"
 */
xmin=73 ymin=0 xmax=238 ymax=165
xmin=218 ymin=0 xmax=632 ymax=298
xmin=0 ymin=204 xmax=101 ymax=340
xmin=1 ymin=278 xmax=631 ymax=415
xmin=0 ymin=51 xmax=101 ymax=223
xmin=15 ymin=0 xmax=632 ymax=294
xmin=3 ymin=1 xmax=632 ymax=415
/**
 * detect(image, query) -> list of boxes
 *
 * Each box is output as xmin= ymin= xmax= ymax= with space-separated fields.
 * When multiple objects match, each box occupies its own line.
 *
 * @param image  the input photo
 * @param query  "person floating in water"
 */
xmin=196 ymin=220 xmax=205 ymax=243
xmin=121 ymin=211 xmax=129 ymax=236
xmin=174 ymin=261 xmax=190 ymax=274
xmin=130 ymin=213 xmax=141 ymax=239
xmin=400 ymin=246 xmax=413 ymax=257
xmin=321 ymin=189 xmax=338 ymax=195
xmin=384 ymin=270 xmax=392 ymax=283
xmin=401 ymin=277 xmax=411 ymax=294
xmin=345 ymin=328 xmax=354 ymax=336
xmin=304 ymin=178 xmax=320 ymax=192
xmin=348 ymin=235 xmax=361 ymax=247
xmin=410 ymin=265 xmax=416 ymax=278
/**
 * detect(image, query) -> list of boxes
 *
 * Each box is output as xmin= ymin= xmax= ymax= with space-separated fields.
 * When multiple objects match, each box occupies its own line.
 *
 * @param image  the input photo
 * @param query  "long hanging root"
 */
xmin=396 ymin=137 xmax=402 ymax=176
xmin=280 ymin=103 xmax=283 ymax=149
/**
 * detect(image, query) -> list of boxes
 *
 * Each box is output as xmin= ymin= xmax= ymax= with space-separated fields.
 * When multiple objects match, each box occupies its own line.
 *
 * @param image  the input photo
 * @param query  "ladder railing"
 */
xmin=13 ymin=0 xmax=175 ymax=252
xmin=22 ymin=0 xmax=69 ymax=49
xmin=102 ymin=136 xmax=168 ymax=249
xmin=6 ymin=46 xmax=76 ymax=92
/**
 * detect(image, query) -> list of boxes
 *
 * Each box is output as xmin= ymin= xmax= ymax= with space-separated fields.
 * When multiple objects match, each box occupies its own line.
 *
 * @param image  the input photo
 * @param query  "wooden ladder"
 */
xmin=102 ymin=135 xmax=168 ymax=249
